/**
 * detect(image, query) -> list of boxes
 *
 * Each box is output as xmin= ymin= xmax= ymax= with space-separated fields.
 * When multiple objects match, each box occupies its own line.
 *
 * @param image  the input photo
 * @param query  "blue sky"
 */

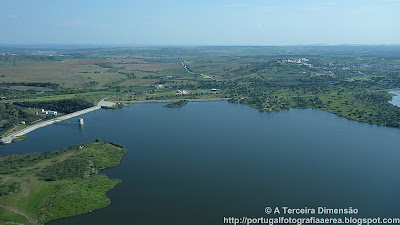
xmin=1 ymin=0 xmax=399 ymax=45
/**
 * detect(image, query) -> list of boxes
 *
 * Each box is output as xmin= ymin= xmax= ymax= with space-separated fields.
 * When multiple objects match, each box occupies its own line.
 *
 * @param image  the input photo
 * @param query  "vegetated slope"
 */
xmin=0 ymin=141 xmax=127 ymax=225
xmin=14 ymin=98 xmax=94 ymax=114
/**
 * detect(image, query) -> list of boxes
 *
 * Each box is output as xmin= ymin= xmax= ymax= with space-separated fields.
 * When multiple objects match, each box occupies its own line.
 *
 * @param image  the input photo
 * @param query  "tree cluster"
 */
xmin=14 ymin=98 xmax=93 ymax=114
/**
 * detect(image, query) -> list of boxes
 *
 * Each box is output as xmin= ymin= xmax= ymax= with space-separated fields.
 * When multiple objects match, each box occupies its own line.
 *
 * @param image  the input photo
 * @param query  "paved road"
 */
xmin=0 ymin=100 xmax=115 ymax=144
xmin=98 ymin=99 xmax=116 ymax=107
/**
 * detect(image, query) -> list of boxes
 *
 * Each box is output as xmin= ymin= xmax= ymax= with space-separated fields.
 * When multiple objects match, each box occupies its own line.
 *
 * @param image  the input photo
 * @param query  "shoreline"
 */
xmin=0 ymin=141 xmax=127 ymax=225
xmin=0 ymin=99 xmax=115 ymax=145
xmin=2 ymin=93 xmax=398 ymax=145
xmin=116 ymin=98 xmax=230 ymax=104
xmin=389 ymin=90 xmax=400 ymax=107
xmin=0 ymin=98 xmax=230 ymax=145
xmin=0 ymin=106 xmax=101 ymax=144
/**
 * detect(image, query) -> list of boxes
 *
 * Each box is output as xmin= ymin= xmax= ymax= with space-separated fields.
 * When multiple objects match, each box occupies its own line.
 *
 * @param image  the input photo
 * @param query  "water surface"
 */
xmin=1 ymin=102 xmax=400 ymax=225
xmin=389 ymin=90 xmax=400 ymax=107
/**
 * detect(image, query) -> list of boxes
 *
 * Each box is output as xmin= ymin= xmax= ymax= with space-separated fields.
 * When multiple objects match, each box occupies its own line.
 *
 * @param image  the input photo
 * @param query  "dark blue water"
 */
xmin=1 ymin=102 xmax=400 ymax=225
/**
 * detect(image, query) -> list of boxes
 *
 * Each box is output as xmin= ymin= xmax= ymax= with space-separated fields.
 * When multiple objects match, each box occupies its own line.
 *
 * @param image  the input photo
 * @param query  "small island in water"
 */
xmin=0 ymin=141 xmax=127 ymax=225
xmin=163 ymin=100 xmax=188 ymax=108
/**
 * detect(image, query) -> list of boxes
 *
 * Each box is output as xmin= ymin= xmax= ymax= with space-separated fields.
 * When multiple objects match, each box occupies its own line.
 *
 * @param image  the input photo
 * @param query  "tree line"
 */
xmin=14 ymin=98 xmax=93 ymax=114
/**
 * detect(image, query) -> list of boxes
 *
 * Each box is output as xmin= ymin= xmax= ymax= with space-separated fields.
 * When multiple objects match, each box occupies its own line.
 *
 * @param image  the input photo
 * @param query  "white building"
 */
xmin=40 ymin=109 xmax=58 ymax=116
xmin=175 ymin=89 xmax=189 ymax=95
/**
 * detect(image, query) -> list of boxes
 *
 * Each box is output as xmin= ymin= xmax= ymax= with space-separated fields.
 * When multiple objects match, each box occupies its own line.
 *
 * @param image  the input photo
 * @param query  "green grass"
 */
xmin=31 ymin=175 xmax=120 ymax=223
xmin=0 ymin=207 xmax=29 ymax=224
xmin=0 ymin=59 xmax=126 ymax=89
xmin=1 ymin=124 xmax=29 ymax=136
xmin=0 ymin=141 xmax=127 ymax=225
xmin=163 ymin=100 xmax=188 ymax=108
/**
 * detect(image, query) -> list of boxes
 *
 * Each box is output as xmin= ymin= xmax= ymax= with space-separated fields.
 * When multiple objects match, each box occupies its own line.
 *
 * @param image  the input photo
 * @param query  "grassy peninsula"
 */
xmin=0 ymin=141 xmax=127 ymax=225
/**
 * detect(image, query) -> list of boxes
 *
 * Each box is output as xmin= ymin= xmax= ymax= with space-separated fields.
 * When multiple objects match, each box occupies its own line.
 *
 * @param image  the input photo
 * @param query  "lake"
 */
xmin=1 ymin=101 xmax=400 ymax=225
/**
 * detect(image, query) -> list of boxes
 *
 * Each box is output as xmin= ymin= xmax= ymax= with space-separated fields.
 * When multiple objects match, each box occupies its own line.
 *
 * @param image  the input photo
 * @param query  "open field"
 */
xmin=1 ymin=46 xmax=400 ymax=137
xmin=0 ymin=58 xmax=126 ymax=89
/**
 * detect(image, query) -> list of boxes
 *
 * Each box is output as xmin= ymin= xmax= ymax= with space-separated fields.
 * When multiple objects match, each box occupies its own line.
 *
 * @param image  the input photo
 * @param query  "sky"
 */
xmin=1 ymin=0 xmax=399 ymax=46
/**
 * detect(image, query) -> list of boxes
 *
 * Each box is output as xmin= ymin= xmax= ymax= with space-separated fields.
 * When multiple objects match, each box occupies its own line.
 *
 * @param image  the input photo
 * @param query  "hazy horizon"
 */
xmin=1 ymin=0 xmax=399 ymax=46
xmin=1 ymin=44 xmax=400 ymax=48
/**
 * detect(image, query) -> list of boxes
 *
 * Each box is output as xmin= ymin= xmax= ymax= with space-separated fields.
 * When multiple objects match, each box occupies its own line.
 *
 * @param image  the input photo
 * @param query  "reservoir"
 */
xmin=1 ymin=102 xmax=400 ymax=224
